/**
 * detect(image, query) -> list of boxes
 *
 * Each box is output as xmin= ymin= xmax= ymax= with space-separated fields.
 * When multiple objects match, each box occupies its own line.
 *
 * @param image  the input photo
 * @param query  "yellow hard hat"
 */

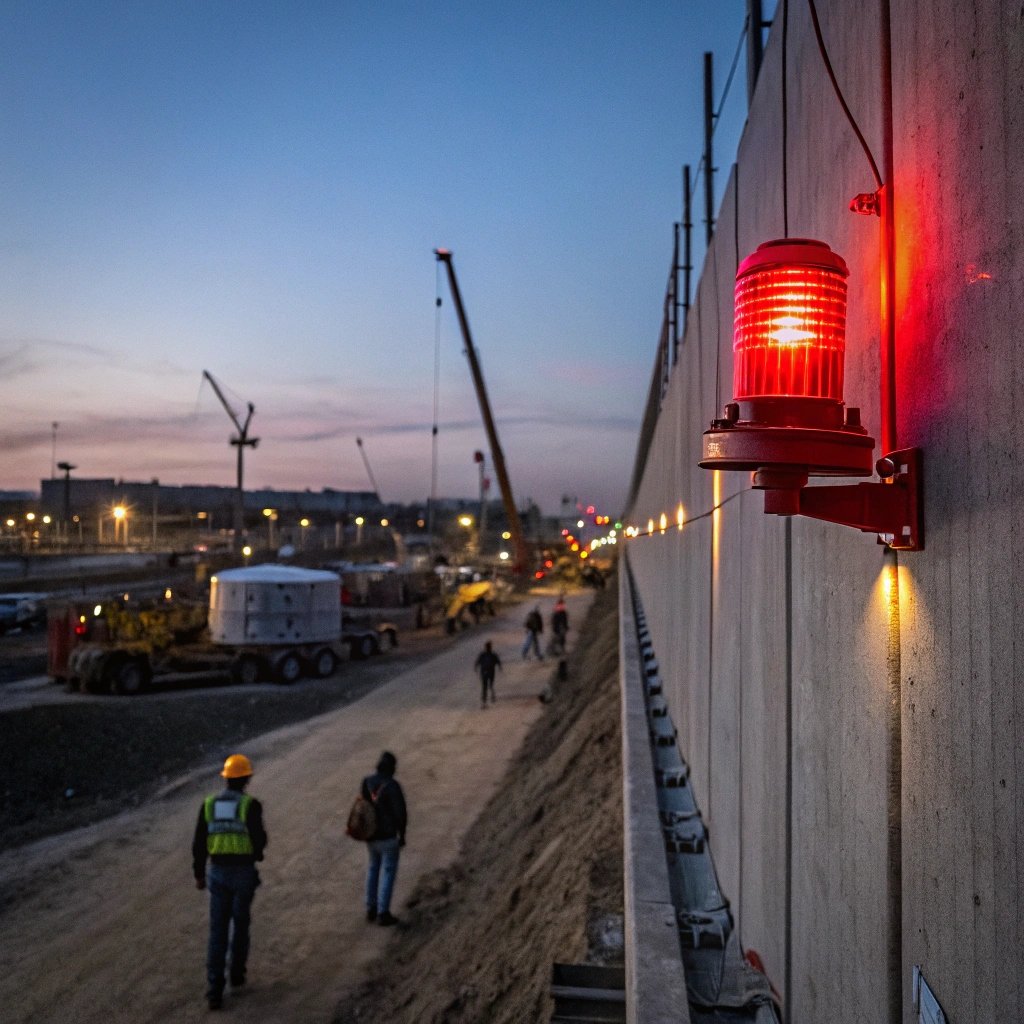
xmin=221 ymin=753 xmax=253 ymax=779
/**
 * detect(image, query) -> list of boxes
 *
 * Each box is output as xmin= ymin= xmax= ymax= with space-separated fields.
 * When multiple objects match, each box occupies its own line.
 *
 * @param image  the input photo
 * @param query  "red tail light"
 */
xmin=733 ymin=239 xmax=848 ymax=403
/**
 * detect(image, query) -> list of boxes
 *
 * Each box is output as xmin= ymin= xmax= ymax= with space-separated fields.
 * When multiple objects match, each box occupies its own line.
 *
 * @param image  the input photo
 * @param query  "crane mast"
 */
xmin=433 ymin=249 xmax=530 ymax=574
xmin=202 ymin=370 xmax=259 ymax=549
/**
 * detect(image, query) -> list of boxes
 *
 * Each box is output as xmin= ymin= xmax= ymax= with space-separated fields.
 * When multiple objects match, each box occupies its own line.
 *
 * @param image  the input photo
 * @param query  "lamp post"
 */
xmin=474 ymin=450 xmax=488 ymax=555
xmin=458 ymin=513 xmax=476 ymax=558
xmin=263 ymin=508 xmax=276 ymax=550
xmin=354 ymin=516 xmax=364 ymax=546
xmin=299 ymin=518 xmax=310 ymax=550
xmin=57 ymin=461 xmax=76 ymax=547
xmin=151 ymin=478 xmax=159 ymax=549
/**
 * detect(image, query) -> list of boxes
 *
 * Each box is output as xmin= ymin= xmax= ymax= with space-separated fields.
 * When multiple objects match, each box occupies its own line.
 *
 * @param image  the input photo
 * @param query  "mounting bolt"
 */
xmin=876 ymin=455 xmax=897 ymax=479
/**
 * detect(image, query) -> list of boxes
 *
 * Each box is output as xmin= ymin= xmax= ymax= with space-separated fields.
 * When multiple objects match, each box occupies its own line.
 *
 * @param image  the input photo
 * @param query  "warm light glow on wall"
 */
xmin=659 ymin=513 xmax=667 ymax=534
xmin=676 ymin=503 xmax=685 ymax=530
xmin=647 ymin=519 xmax=654 ymax=536
xmin=712 ymin=471 xmax=722 ymax=574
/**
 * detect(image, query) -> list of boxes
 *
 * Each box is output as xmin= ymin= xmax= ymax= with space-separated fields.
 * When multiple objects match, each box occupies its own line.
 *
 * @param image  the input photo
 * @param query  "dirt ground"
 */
xmin=0 ymin=627 xmax=455 ymax=852
xmin=0 ymin=582 xmax=621 ymax=1023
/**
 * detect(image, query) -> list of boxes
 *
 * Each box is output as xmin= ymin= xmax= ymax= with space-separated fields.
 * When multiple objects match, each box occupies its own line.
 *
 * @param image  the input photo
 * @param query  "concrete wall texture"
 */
xmin=624 ymin=2 xmax=1023 ymax=1021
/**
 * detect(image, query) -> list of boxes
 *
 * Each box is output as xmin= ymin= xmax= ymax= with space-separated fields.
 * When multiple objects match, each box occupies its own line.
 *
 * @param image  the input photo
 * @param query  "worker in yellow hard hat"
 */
xmin=191 ymin=753 xmax=268 ymax=1011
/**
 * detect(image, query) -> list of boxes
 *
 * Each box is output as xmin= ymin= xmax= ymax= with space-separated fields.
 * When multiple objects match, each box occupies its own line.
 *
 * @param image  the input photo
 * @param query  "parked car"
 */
xmin=0 ymin=593 xmax=47 ymax=633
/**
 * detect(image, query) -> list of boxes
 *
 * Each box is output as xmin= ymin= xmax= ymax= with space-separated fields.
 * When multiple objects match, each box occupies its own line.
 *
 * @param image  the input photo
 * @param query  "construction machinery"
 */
xmin=202 ymin=369 xmax=258 ymax=548
xmin=433 ymin=248 xmax=530 ymax=574
xmin=47 ymin=565 xmax=398 ymax=695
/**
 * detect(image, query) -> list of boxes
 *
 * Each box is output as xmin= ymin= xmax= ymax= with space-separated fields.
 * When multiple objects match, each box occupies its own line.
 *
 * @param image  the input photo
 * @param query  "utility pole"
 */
xmin=683 ymin=164 xmax=693 ymax=321
xmin=202 ymin=370 xmax=258 ymax=550
xmin=672 ymin=222 xmax=681 ymax=364
xmin=746 ymin=0 xmax=765 ymax=106
xmin=703 ymin=52 xmax=715 ymax=244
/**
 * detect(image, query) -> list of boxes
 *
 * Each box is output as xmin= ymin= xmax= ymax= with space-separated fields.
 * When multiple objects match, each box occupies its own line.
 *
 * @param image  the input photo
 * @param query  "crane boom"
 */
xmin=355 ymin=437 xmax=381 ymax=499
xmin=202 ymin=369 xmax=254 ymax=437
xmin=434 ymin=248 xmax=530 ymax=574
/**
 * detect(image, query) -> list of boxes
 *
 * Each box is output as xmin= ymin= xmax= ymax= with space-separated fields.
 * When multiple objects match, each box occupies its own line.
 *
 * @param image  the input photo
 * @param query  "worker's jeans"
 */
xmin=365 ymin=837 xmax=401 ymax=914
xmin=206 ymin=863 xmax=259 ymax=994
xmin=521 ymin=630 xmax=543 ymax=659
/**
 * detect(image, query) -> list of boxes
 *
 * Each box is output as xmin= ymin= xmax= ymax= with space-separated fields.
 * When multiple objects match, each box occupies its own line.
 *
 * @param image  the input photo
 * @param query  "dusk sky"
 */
xmin=1 ymin=1 xmax=758 ymax=515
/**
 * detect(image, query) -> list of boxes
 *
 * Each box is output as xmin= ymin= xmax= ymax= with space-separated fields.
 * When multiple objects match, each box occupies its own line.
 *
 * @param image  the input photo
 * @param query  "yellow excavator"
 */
xmin=444 ymin=580 xmax=495 ymax=632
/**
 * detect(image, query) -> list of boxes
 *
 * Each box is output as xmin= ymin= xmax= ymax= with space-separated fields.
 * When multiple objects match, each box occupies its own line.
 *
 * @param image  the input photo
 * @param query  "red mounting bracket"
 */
xmin=755 ymin=447 xmax=924 ymax=551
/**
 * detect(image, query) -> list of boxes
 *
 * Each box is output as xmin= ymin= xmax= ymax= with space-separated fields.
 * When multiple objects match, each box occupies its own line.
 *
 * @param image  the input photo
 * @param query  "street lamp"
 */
xmin=242 ymin=544 xmax=253 ymax=563
xmin=299 ymin=518 xmax=310 ymax=549
xmin=355 ymin=516 xmax=364 ymax=546
xmin=113 ymin=505 xmax=128 ymax=546
xmin=263 ymin=508 xmax=276 ymax=549
xmin=458 ymin=514 xmax=477 ymax=558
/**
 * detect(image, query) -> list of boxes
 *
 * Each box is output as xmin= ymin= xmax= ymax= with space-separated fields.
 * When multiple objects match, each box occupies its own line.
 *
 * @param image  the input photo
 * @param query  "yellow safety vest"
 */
xmin=204 ymin=791 xmax=254 ymax=856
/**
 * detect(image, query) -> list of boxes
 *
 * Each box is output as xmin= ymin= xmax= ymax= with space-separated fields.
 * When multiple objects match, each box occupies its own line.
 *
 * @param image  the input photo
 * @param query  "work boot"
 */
xmin=366 ymin=907 xmax=377 ymax=923
xmin=230 ymin=970 xmax=246 ymax=988
xmin=377 ymin=911 xmax=399 ymax=927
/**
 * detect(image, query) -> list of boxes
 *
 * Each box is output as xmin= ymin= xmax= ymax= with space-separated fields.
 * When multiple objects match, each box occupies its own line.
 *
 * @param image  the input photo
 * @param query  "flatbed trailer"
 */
xmin=47 ymin=599 xmax=398 ymax=696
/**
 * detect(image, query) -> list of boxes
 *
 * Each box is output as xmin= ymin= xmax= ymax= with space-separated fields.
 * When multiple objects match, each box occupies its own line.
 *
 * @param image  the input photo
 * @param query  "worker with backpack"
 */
xmin=346 ymin=750 xmax=407 ymax=926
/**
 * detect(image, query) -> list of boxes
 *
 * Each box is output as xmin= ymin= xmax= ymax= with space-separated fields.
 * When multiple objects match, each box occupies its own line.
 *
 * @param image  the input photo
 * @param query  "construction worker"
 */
xmin=192 ymin=753 xmax=267 ymax=1011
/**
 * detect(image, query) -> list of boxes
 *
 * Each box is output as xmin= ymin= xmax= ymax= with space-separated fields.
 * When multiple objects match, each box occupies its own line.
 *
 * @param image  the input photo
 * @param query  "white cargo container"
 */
xmin=209 ymin=564 xmax=341 ymax=646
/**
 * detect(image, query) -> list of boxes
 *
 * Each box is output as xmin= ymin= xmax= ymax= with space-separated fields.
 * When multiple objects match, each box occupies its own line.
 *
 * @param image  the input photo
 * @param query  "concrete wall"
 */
xmin=625 ymin=2 xmax=1023 ymax=1021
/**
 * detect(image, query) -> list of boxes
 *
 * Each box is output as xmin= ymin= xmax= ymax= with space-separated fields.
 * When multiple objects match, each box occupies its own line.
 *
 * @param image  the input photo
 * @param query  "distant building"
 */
xmin=38 ymin=477 xmax=383 ymax=544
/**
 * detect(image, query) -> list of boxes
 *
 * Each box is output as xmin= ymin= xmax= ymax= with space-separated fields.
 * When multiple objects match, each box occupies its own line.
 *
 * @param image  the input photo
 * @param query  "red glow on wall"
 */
xmin=733 ymin=239 xmax=849 ymax=402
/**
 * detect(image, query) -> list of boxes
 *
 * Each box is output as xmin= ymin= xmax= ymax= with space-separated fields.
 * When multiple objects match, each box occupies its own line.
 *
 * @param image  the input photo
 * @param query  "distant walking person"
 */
xmin=361 ymin=751 xmax=407 ymax=926
xmin=550 ymin=597 xmax=569 ymax=655
xmin=474 ymin=640 xmax=503 ymax=706
xmin=192 ymin=753 xmax=267 ymax=1012
xmin=522 ymin=605 xmax=544 ymax=660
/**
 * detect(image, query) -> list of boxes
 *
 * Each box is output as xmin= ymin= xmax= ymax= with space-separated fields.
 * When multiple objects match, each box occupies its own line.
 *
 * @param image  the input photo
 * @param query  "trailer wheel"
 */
xmin=233 ymin=654 xmax=263 ymax=686
xmin=352 ymin=634 xmax=376 ymax=660
xmin=312 ymin=648 xmax=337 ymax=678
xmin=82 ymin=653 xmax=112 ymax=694
xmin=112 ymin=657 xmax=150 ymax=696
xmin=275 ymin=651 xmax=302 ymax=684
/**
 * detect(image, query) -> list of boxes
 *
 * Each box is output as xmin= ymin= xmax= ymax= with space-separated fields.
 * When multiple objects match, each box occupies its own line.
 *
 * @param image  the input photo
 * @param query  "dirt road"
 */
xmin=0 ymin=592 xmax=592 ymax=1023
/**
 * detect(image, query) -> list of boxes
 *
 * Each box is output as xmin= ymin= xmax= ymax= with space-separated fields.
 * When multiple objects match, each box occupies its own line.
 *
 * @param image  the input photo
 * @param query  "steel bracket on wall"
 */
xmin=754 ymin=447 xmax=924 ymax=551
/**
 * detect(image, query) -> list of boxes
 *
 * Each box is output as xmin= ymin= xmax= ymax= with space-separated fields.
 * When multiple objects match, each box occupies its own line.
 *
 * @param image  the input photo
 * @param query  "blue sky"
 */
xmin=0 ymin=1 xmax=755 ymax=514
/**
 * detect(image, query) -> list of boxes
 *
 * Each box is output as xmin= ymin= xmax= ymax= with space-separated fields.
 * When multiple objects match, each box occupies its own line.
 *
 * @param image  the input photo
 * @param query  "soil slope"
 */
xmin=335 ymin=580 xmax=624 ymax=1024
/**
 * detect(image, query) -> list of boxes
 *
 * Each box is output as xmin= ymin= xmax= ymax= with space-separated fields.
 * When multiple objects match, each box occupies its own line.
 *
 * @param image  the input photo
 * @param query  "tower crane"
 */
xmin=433 ymin=248 xmax=529 ymax=574
xmin=202 ymin=370 xmax=259 ymax=549
xmin=355 ymin=437 xmax=381 ymax=500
